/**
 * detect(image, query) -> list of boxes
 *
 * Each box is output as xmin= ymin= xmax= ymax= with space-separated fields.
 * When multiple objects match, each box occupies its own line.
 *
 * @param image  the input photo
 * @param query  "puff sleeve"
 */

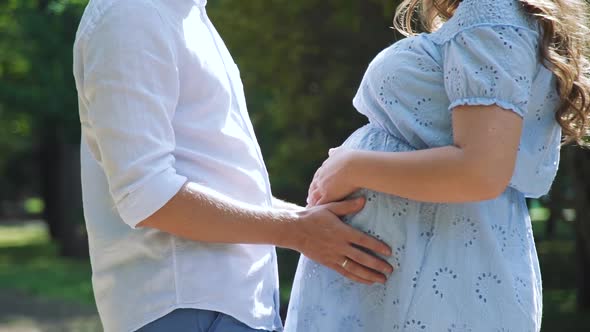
xmin=443 ymin=25 xmax=539 ymax=117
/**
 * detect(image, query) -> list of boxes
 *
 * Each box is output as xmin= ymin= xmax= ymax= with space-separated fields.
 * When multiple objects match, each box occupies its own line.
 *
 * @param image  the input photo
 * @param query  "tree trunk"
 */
xmin=545 ymin=180 xmax=561 ymax=239
xmin=567 ymin=146 xmax=590 ymax=309
xmin=39 ymin=124 xmax=88 ymax=258
xmin=576 ymin=230 xmax=590 ymax=309
xmin=59 ymin=141 xmax=88 ymax=258
xmin=39 ymin=126 xmax=63 ymax=241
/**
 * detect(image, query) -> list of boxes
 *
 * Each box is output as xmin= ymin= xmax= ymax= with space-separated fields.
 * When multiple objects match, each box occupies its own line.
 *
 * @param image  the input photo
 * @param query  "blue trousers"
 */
xmin=136 ymin=309 xmax=272 ymax=332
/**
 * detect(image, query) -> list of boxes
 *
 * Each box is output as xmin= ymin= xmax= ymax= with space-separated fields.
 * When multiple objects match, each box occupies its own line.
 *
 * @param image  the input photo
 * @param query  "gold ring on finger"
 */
xmin=341 ymin=258 xmax=349 ymax=269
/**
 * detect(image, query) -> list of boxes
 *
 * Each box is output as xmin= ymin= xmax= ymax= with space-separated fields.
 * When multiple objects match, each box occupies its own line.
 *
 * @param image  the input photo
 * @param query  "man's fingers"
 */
xmin=332 ymin=263 xmax=374 ymax=285
xmin=338 ymin=258 xmax=386 ymax=284
xmin=325 ymin=197 xmax=365 ymax=216
xmin=347 ymin=246 xmax=394 ymax=275
xmin=347 ymin=227 xmax=392 ymax=257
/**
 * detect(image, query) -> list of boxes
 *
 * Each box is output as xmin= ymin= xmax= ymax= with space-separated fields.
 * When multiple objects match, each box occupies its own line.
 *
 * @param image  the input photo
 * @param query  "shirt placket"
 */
xmin=198 ymin=6 xmax=273 ymax=206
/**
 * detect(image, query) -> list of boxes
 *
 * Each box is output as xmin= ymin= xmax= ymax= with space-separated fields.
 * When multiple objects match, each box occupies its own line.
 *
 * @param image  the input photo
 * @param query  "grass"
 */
xmin=1 ymin=204 xmax=589 ymax=331
xmin=530 ymin=213 xmax=590 ymax=332
xmin=23 ymin=197 xmax=44 ymax=215
xmin=0 ymin=222 xmax=94 ymax=305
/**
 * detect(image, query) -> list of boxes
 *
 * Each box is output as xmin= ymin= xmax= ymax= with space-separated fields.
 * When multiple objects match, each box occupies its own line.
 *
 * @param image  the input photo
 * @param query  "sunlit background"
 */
xmin=0 ymin=0 xmax=589 ymax=331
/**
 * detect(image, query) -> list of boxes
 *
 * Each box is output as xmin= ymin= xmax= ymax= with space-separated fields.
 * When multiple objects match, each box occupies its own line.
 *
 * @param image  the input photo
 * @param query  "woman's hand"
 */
xmin=307 ymin=147 xmax=360 ymax=206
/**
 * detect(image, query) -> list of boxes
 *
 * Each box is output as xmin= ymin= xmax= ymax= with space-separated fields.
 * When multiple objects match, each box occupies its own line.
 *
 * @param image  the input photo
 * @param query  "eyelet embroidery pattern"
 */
xmin=300 ymin=305 xmax=327 ymax=331
xmin=394 ymin=245 xmax=406 ymax=269
xmin=510 ymin=226 xmax=528 ymax=257
xmin=432 ymin=267 xmax=459 ymax=299
xmin=412 ymin=269 xmax=421 ymax=288
xmin=430 ymin=0 xmax=536 ymax=45
xmin=326 ymin=276 xmax=357 ymax=303
xmin=303 ymin=259 xmax=322 ymax=280
xmin=389 ymin=197 xmax=411 ymax=218
xmin=420 ymin=222 xmax=435 ymax=240
xmin=494 ymin=26 xmax=514 ymax=49
xmin=474 ymin=65 xmax=499 ymax=96
xmin=513 ymin=276 xmax=528 ymax=306
xmin=491 ymin=224 xmax=508 ymax=252
xmin=363 ymin=283 xmax=387 ymax=311
xmin=475 ymin=272 xmax=503 ymax=303
xmin=447 ymin=323 xmax=473 ymax=332
xmin=406 ymin=38 xmax=416 ymax=51
xmin=412 ymin=97 xmax=435 ymax=127
xmin=365 ymin=228 xmax=383 ymax=241
xmin=367 ymin=132 xmax=380 ymax=150
xmin=339 ymin=315 xmax=364 ymax=330
xmin=404 ymin=319 xmax=428 ymax=330
xmin=419 ymin=204 xmax=437 ymax=240
xmin=378 ymin=75 xmax=399 ymax=107
xmin=417 ymin=55 xmax=442 ymax=73
xmin=445 ymin=67 xmax=464 ymax=97
xmin=285 ymin=1 xmax=552 ymax=329
xmin=452 ymin=216 xmax=478 ymax=247
xmin=513 ymin=75 xmax=532 ymax=108
xmin=534 ymin=103 xmax=544 ymax=121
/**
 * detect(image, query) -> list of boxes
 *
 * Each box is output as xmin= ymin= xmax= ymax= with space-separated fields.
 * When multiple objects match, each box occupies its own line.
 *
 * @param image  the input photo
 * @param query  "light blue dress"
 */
xmin=284 ymin=0 xmax=561 ymax=331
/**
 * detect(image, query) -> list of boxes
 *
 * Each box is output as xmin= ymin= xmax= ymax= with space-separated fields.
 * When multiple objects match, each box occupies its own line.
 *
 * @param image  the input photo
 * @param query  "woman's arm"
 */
xmin=308 ymin=104 xmax=523 ymax=204
xmin=272 ymin=197 xmax=304 ymax=211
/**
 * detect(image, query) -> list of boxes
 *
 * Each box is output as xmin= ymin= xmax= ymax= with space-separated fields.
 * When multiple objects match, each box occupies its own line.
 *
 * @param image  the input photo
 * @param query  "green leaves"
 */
xmin=0 ymin=0 xmax=406 ymax=202
xmin=209 ymin=0 xmax=403 ymax=203
xmin=0 ymin=0 xmax=86 ymax=142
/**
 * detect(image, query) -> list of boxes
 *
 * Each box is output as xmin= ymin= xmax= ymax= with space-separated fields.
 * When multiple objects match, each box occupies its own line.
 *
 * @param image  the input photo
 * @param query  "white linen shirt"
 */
xmin=73 ymin=0 xmax=282 ymax=331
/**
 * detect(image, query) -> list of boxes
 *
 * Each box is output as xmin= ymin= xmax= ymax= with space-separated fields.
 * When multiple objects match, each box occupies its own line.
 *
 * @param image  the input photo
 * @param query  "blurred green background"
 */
xmin=1 ymin=0 xmax=590 ymax=331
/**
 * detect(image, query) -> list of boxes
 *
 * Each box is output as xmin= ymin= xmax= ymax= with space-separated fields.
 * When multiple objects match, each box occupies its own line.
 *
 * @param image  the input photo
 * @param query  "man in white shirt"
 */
xmin=73 ymin=0 xmax=393 ymax=331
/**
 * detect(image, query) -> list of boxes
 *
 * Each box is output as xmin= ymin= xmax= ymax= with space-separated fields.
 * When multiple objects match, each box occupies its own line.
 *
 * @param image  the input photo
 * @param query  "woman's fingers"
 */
xmin=316 ymin=196 xmax=328 ymax=206
xmin=328 ymin=147 xmax=340 ymax=157
xmin=307 ymin=168 xmax=322 ymax=205
xmin=307 ymin=183 xmax=318 ymax=205
xmin=309 ymin=184 xmax=324 ymax=207
xmin=312 ymin=166 xmax=322 ymax=182
xmin=324 ymin=197 xmax=364 ymax=216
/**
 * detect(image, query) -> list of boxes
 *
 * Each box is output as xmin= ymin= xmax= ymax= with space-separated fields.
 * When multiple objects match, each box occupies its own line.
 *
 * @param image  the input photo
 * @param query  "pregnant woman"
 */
xmin=285 ymin=0 xmax=590 ymax=331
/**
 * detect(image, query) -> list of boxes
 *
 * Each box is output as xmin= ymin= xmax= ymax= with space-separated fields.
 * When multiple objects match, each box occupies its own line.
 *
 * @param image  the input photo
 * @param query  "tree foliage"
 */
xmin=209 ymin=0 xmax=402 ymax=203
xmin=0 ymin=0 xmax=88 ymax=256
xmin=1 ymin=1 xmax=590 ymax=310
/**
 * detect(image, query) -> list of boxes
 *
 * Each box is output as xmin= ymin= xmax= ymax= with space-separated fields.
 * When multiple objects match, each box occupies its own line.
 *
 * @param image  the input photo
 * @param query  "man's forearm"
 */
xmin=138 ymin=181 xmax=394 ymax=284
xmin=138 ymin=182 xmax=297 ymax=248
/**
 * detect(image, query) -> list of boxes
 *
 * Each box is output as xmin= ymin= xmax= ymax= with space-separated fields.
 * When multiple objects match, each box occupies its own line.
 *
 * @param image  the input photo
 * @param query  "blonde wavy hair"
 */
xmin=394 ymin=0 xmax=590 ymax=146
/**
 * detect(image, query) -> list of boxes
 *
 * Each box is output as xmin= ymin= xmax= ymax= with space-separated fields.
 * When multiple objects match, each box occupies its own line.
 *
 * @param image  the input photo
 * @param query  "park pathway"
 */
xmin=0 ymin=290 xmax=101 ymax=332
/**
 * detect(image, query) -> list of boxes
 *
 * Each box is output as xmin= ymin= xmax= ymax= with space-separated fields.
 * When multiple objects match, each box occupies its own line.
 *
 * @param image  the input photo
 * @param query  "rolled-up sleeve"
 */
xmin=80 ymin=1 xmax=187 ymax=228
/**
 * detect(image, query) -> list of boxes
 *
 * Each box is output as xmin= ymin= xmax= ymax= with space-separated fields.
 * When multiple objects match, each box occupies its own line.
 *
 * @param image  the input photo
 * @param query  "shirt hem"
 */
xmin=126 ymin=302 xmax=283 ymax=332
